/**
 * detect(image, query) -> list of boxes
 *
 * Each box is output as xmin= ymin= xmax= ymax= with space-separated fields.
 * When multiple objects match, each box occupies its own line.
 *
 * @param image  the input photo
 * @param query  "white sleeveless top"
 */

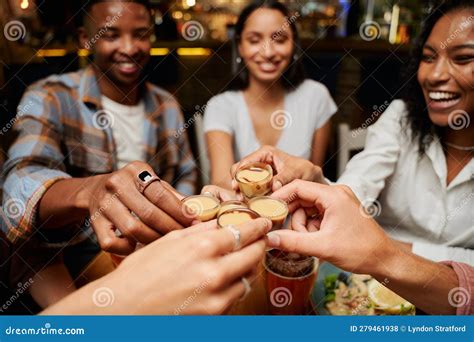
xmin=203 ymin=79 xmax=337 ymax=160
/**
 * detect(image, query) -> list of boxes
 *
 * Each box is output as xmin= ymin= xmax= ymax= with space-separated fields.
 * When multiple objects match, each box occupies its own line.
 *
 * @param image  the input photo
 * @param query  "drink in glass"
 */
xmin=264 ymin=249 xmax=318 ymax=315
xmin=248 ymin=196 xmax=288 ymax=230
xmin=182 ymin=194 xmax=220 ymax=221
xmin=235 ymin=162 xmax=273 ymax=200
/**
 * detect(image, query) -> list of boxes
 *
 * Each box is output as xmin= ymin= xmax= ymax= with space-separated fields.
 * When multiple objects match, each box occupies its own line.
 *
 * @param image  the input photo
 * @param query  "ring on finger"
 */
xmin=239 ymin=277 xmax=251 ymax=302
xmin=136 ymin=170 xmax=161 ymax=194
xmin=224 ymin=225 xmax=241 ymax=251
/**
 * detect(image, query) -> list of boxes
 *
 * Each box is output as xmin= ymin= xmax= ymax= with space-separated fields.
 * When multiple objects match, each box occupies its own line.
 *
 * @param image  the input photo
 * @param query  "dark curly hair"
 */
xmin=401 ymin=0 xmax=474 ymax=154
xmin=227 ymin=0 xmax=306 ymax=91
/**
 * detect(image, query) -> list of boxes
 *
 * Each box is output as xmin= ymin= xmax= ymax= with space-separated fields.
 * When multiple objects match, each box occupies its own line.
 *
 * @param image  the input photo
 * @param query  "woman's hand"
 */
xmin=267 ymin=180 xmax=398 ymax=276
xmin=231 ymin=146 xmax=326 ymax=192
xmin=42 ymin=218 xmax=272 ymax=315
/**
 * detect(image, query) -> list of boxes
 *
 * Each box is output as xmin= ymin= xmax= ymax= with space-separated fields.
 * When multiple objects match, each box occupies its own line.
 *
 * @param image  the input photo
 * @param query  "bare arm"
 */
xmin=268 ymin=181 xmax=461 ymax=315
xmin=205 ymin=131 xmax=235 ymax=189
xmin=374 ymin=248 xmax=458 ymax=315
xmin=311 ymin=121 xmax=331 ymax=167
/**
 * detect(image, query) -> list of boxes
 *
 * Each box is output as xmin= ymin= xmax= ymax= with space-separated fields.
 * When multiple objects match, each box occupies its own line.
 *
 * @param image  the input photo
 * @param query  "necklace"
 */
xmin=444 ymin=142 xmax=474 ymax=151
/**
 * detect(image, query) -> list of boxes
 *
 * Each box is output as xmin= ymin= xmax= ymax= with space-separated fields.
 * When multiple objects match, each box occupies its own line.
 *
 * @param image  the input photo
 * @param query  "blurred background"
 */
xmin=0 ymin=0 xmax=433 ymax=179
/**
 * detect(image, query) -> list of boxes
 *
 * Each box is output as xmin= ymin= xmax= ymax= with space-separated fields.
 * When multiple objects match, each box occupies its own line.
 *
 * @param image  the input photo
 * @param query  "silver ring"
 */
xmin=240 ymin=277 xmax=251 ymax=302
xmin=224 ymin=225 xmax=241 ymax=251
xmin=136 ymin=170 xmax=161 ymax=194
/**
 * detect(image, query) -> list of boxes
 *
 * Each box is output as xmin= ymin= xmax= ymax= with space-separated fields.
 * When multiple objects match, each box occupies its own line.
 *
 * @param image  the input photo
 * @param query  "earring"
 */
xmin=293 ymin=53 xmax=298 ymax=60
xmin=236 ymin=57 xmax=242 ymax=64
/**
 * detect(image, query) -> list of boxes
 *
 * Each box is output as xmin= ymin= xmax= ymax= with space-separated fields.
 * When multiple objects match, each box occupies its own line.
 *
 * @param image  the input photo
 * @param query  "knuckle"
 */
xmin=207 ymin=269 xmax=225 ymax=289
xmin=292 ymin=178 xmax=304 ymax=188
xmin=128 ymin=160 xmax=143 ymax=169
xmin=206 ymin=297 xmax=226 ymax=314
xmin=138 ymin=206 xmax=154 ymax=222
xmin=123 ymin=219 xmax=141 ymax=235
xmin=105 ymin=175 xmax=120 ymax=191
xmin=196 ymin=237 xmax=215 ymax=254
xmin=167 ymin=229 xmax=184 ymax=240
xmin=99 ymin=237 xmax=113 ymax=251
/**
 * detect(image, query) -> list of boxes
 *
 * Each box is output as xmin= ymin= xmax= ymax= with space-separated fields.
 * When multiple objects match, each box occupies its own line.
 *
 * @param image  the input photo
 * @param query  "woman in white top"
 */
xmin=339 ymin=1 xmax=474 ymax=264
xmin=204 ymin=0 xmax=337 ymax=188
xmin=231 ymin=1 xmax=474 ymax=264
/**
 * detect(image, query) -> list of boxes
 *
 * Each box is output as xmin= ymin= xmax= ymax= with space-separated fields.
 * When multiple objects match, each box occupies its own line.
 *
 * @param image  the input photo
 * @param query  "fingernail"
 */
xmin=264 ymin=218 xmax=273 ymax=231
xmin=266 ymin=232 xmax=280 ymax=247
xmin=273 ymin=181 xmax=282 ymax=191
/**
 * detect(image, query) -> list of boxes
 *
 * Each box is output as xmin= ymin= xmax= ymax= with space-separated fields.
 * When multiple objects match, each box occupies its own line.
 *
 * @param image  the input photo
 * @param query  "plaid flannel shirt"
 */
xmin=1 ymin=66 xmax=197 ymax=244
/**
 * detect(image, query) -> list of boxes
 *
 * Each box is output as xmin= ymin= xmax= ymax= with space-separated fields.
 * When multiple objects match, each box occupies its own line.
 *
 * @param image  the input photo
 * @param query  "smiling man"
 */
xmin=2 ymin=0 xmax=197 ymax=308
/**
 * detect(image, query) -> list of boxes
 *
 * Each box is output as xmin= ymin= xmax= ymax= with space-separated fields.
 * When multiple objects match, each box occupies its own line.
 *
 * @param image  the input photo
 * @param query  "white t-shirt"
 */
xmin=101 ymin=96 xmax=146 ymax=169
xmin=337 ymin=100 xmax=474 ymax=264
xmin=203 ymin=79 xmax=337 ymax=160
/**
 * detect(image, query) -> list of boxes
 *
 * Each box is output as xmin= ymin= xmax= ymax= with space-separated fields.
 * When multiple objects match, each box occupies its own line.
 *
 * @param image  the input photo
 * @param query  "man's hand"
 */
xmin=267 ymin=180 xmax=398 ymax=276
xmin=77 ymin=161 xmax=195 ymax=254
xmin=230 ymin=146 xmax=325 ymax=192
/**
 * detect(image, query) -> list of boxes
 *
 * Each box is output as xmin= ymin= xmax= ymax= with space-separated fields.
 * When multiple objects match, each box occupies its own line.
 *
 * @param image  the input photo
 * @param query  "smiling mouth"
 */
xmin=115 ymin=61 xmax=141 ymax=75
xmin=428 ymin=91 xmax=461 ymax=102
xmin=257 ymin=61 xmax=281 ymax=72
xmin=426 ymin=91 xmax=462 ymax=111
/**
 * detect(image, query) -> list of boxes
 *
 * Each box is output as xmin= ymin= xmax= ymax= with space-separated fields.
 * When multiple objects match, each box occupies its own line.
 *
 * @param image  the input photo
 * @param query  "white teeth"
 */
xmin=260 ymin=62 xmax=277 ymax=70
xmin=118 ymin=62 xmax=135 ymax=68
xmin=428 ymin=92 xmax=459 ymax=100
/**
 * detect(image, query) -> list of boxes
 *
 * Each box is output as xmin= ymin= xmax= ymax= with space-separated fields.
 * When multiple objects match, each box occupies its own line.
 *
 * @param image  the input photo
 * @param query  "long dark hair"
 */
xmin=401 ymin=0 xmax=474 ymax=154
xmin=227 ymin=0 xmax=306 ymax=91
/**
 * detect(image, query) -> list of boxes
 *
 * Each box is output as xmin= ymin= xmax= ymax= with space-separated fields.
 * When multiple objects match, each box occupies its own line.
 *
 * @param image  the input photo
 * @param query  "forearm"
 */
xmin=311 ymin=123 xmax=331 ymax=167
xmin=373 ymin=247 xmax=458 ymax=315
xmin=41 ymin=272 xmax=128 ymax=315
xmin=38 ymin=175 xmax=104 ymax=229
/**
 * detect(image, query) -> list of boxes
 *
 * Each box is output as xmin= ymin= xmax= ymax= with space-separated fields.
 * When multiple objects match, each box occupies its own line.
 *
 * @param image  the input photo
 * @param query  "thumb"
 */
xmin=265 ymin=230 xmax=324 ymax=258
xmin=272 ymin=171 xmax=294 ymax=190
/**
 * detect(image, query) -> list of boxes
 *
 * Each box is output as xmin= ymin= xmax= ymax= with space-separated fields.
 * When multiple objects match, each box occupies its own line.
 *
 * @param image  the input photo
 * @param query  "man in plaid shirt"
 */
xmin=1 ymin=0 xmax=197 ymax=308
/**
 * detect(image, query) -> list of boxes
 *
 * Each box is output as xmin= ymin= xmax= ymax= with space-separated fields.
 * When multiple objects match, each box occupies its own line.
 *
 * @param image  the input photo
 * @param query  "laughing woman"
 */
xmin=233 ymin=0 xmax=474 ymax=264
xmin=203 ymin=0 xmax=337 ymax=189
xmin=337 ymin=0 xmax=474 ymax=263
